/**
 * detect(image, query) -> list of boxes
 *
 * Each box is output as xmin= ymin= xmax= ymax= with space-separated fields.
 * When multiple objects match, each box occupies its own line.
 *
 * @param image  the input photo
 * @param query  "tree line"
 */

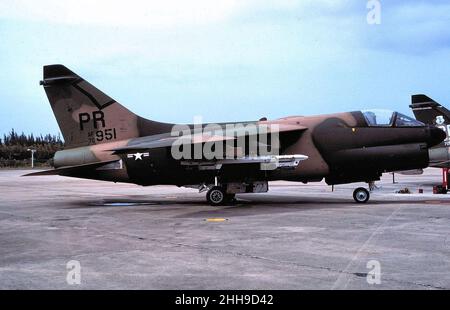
xmin=0 ymin=129 xmax=64 ymax=167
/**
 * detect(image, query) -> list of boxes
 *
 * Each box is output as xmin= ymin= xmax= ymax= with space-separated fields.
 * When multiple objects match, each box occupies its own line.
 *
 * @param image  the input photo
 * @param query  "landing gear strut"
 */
xmin=353 ymin=187 xmax=370 ymax=203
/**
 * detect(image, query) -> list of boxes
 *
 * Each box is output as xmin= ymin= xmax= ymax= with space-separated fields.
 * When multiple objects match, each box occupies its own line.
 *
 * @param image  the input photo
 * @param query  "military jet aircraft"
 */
xmin=410 ymin=94 xmax=450 ymax=168
xmin=26 ymin=65 xmax=446 ymax=205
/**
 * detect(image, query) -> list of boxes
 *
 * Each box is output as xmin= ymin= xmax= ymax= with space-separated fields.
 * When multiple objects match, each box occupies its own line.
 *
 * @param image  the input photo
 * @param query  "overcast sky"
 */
xmin=0 ymin=0 xmax=449 ymax=136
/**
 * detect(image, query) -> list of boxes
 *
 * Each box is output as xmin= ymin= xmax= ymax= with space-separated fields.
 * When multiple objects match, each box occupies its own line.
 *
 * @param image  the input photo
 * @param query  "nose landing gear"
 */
xmin=353 ymin=187 xmax=370 ymax=203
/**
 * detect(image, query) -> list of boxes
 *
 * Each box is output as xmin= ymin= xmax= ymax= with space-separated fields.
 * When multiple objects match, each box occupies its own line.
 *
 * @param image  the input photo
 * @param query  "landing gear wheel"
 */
xmin=207 ymin=186 xmax=226 ymax=206
xmin=353 ymin=187 xmax=370 ymax=203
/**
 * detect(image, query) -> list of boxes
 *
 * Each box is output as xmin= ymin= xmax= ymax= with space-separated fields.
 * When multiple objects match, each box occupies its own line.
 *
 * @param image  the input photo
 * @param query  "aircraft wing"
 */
xmin=110 ymin=134 xmax=235 ymax=154
xmin=110 ymin=123 xmax=307 ymax=154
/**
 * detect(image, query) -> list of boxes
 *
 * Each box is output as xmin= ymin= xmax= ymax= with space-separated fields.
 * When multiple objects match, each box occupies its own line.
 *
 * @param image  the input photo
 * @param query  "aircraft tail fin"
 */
xmin=41 ymin=65 xmax=173 ymax=149
xmin=410 ymin=94 xmax=450 ymax=126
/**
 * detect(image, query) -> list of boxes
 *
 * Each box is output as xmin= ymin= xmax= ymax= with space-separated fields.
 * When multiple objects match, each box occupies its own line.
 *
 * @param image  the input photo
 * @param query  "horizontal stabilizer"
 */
xmin=40 ymin=65 xmax=79 ymax=86
xmin=23 ymin=160 xmax=119 ymax=177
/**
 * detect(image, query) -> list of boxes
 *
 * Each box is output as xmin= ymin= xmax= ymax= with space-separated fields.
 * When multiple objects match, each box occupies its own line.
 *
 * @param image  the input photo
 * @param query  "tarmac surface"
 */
xmin=1 ymin=168 xmax=449 ymax=289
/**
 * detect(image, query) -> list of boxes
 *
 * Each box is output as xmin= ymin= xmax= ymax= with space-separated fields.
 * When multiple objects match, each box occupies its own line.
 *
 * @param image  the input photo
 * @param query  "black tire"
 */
xmin=353 ymin=187 xmax=370 ymax=203
xmin=206 ymin=186 xmax=227 ymax=206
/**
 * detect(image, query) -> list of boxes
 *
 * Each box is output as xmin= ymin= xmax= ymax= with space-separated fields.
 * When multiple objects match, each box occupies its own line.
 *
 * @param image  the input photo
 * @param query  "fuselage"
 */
xmin=52 ymin=110 xmax=444 ymax=187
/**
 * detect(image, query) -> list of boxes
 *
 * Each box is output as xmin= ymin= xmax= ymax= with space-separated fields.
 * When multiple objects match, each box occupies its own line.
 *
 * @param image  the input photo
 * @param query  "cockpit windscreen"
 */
xmin=362 ymin=109 xmax=395 ymax=126
xmin=362 ymin=110 xmax=424 ymax=127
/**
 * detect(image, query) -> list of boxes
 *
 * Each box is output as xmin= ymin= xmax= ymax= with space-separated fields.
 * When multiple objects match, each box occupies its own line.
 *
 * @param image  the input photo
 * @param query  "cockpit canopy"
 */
xmin=361 ymin=109 xmax=424 ymax=127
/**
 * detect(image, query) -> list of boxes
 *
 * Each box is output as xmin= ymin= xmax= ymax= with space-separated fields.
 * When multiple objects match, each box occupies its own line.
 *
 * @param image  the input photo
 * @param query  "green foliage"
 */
xmin=0 ymin=129 xmax=64 ymax=167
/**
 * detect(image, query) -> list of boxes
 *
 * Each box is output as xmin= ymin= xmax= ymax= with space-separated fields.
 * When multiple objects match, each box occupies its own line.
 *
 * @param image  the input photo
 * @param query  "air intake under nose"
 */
xmin=427 ymin=126 xmax=447 ymax=147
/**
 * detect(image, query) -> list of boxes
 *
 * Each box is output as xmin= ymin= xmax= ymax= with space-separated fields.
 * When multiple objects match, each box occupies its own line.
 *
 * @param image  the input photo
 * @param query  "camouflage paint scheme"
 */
xmin=28 ymin=65 xmax=445 ymax=192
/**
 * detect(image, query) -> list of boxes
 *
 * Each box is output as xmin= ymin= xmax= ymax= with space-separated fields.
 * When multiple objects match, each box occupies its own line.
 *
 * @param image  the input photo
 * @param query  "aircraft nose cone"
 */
xmin=427 ymin=126 xmax=446 ymax=147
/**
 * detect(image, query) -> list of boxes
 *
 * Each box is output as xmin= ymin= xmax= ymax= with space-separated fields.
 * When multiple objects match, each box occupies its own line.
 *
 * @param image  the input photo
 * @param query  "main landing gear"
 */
xmin=353 ymin=187 xmax=370 ymax=203
xmin=206 ymin=186 xmax=236 ymax=206
xmin=204 ymin=180 xmax=268 ymax=206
